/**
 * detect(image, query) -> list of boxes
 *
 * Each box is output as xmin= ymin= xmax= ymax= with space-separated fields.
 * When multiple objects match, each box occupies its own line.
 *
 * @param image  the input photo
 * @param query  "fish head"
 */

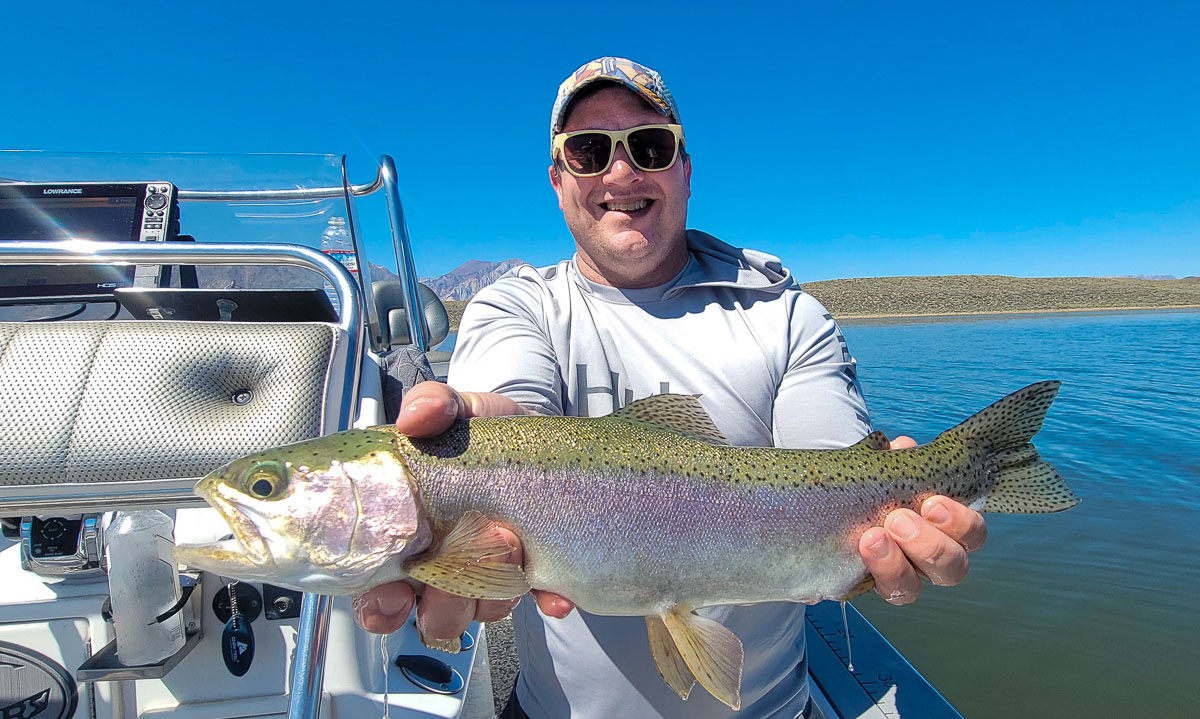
xmin=174 ymin=431 xmax=431 ymax=595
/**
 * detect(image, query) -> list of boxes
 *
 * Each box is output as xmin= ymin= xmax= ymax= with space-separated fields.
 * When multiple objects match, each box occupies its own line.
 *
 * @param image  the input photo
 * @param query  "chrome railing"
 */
xmin=0 ymin=154 xmax=428 ymax=719
xmin=0 ymin=240 xmax=361 ymax=719
xmin=290 ymin=594 xmax=335 ymax=719
xmin=0 ymin=240 xmax=360 ymax=338
xmin=168 ymin=155 xmax=429 ymax=352
xmin=379 ymin=156 xmax=429 ymax=351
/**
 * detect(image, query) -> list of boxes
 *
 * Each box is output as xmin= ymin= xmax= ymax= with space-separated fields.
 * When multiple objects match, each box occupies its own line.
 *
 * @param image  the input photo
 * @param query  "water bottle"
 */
xmin=104 ymin=511 xmax=186 ymax=666
xmin=320 ymin=216 xmax=357 ymax=317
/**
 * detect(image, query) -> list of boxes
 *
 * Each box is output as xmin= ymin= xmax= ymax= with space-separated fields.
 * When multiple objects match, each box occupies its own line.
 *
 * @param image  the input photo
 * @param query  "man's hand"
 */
xmin=857 ymin=435 xmax=989 ymax=605
xmin=353 ymin=381 xmax=576 ymax=640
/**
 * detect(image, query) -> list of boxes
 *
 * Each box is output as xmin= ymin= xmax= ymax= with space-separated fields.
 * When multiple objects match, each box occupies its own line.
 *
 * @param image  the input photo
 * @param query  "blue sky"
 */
xmin=5 ymin=1 xmax=1198 ymax=282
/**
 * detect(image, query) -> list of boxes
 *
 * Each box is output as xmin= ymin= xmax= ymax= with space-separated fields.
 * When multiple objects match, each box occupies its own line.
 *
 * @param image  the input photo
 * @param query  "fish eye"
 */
xmin=244 ymin=462 xmax=285 ymax=500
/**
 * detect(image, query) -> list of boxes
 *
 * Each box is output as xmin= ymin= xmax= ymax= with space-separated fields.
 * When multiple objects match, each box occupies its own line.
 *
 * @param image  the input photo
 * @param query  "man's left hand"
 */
xmin=858 ymin=436 xmax=988 ymax=605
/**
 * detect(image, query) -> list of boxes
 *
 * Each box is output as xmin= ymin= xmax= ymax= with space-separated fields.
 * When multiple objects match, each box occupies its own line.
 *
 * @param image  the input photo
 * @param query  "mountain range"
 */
xmin=420 ymin=258 xmax=527 ymax=300
xmin=194 ymin=261 xmax=400 ymax=290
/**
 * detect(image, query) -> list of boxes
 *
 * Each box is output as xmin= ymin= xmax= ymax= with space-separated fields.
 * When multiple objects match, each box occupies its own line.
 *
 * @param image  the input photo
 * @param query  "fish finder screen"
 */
xmin=0 ymin=196 xmax=139 ymax=242
xmin=0 ymin=195 xmax=140 ymax=299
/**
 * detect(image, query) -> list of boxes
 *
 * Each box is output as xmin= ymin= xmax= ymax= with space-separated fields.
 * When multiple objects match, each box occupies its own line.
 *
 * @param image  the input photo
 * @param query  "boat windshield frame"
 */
xmin=0 ymin=151 xmax=428 ymax=352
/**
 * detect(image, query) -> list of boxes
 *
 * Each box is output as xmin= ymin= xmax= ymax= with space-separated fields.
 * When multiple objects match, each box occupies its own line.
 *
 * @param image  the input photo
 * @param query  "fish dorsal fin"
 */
xmin=850 ymin=430 xmax=890 ymax=451
xmin=611 ymin=395 xmax=730 ymax=445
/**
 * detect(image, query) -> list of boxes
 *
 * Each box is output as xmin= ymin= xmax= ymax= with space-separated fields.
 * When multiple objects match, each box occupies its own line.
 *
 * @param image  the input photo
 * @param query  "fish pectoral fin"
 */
xmin=660 ymin=605 xmax=744 ymax=711
xmin=646 ymin=615 xmax=697 ymax=700
xmin=403 ymin=510 xmax=530 ymax=600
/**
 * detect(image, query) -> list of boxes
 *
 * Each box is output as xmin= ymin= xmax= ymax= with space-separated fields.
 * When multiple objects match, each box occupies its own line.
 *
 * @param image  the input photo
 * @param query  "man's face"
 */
xmin=549 ymin=85 xmax=691 ymax=288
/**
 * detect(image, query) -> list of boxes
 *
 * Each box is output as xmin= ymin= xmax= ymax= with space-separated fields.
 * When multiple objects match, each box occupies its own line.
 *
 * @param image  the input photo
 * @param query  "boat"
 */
xmin=0 ymin=150 xmax=963 ymax=719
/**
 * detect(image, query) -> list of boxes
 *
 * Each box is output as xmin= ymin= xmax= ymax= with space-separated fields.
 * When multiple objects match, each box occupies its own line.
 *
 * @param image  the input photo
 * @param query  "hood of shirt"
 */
xmin=540 ymin=229 xmax=800 ymax=305
xmin=664 ymin=229 xmax=797 ymax=299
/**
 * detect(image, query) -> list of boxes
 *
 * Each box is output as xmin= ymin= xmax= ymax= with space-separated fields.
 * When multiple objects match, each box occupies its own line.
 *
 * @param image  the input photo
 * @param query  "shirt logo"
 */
xmin=575 ymin=364 xmax=672 ymax=417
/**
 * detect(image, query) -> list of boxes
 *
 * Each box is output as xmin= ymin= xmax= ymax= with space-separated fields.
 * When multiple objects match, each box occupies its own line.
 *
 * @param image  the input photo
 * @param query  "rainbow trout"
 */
xmin=174 ymin=381 xmax=1079 ymax=709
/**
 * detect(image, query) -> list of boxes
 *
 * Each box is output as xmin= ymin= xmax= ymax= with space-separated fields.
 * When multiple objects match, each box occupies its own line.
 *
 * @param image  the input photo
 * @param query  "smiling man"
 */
xmin=549 ymin=78 xmax=692 ymax=289
xmin=355 ymin=57 xmax=986 ymax=719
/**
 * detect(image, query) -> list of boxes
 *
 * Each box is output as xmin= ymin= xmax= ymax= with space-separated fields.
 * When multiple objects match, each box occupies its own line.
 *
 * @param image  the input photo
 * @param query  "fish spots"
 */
xmin=382 ymin=387 xmax=1070 ymax=544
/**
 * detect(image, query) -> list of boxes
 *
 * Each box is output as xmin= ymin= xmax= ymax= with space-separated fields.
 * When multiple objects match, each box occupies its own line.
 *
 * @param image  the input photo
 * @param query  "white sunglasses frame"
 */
xmin=551 ymin=124 xmax=686 ymax=177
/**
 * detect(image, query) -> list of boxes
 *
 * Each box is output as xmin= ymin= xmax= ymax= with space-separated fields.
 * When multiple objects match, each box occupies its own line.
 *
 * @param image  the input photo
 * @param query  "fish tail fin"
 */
xmin=940 ymin=381 xmax=1080 ymax=513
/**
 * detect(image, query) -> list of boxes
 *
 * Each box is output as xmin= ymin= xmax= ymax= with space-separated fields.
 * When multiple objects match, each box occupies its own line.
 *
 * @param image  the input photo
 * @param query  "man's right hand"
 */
xmin=352 ymin=381 xmax=576 ymax=641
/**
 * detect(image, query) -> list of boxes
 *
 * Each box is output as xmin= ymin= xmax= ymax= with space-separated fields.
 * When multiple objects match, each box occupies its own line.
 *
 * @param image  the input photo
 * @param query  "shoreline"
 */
xmin=835 ymin=304 xmax=1200 ymax=320
xmin=443 ymin=272 xmax=1200 ymax=332
xmin=444 ymin=302 xmax=1200 ymax=332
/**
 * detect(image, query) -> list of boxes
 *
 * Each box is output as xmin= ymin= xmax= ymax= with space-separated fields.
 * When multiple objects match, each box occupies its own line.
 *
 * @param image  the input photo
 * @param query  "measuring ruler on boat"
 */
xmin=804 ymin=602 xmax=963 ymax=719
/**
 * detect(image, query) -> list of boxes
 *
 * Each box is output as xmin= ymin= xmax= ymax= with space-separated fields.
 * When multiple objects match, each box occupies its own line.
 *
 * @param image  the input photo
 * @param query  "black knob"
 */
xmin=212 ymin=583 xmax=263 ymax=624
xmin=396 ymin=654 xmax=454 ymax=685
xmin=273 ymin=596 xmax=293 ymax=614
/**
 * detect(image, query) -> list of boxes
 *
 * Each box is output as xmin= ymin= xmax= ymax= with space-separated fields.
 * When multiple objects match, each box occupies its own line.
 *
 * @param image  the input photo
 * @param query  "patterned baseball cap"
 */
xmin=550 ymin=57 xmax=681 ymax=150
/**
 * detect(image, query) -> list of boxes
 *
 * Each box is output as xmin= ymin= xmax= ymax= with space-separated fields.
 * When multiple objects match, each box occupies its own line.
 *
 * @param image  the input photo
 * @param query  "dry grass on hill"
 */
xmin=805 ymin=275 xmax=1200 ymax=318
xmin=442 ymin=276 xmax=1200 ymax=331
xmin=444 ymin=300 xmax=468 ymax=330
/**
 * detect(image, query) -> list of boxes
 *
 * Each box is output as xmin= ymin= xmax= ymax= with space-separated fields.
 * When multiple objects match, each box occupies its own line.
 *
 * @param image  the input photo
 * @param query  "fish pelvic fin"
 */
xmin=834 ymin=574 xmax=878 ymax=602
xmin=403 ymin=510 xmax=530 ymax=600
xmin=420 ymin=631 xmax=463 ymax=655
xmin=611 ymin=395 xmax=731 ymax=445
xmin=646 ymin=615 xmax=697 ymax=701
xmin=942 ymin=381 xmax=1081 ymax=513
xmin=660 ymin=605 xmax=744 ymax=710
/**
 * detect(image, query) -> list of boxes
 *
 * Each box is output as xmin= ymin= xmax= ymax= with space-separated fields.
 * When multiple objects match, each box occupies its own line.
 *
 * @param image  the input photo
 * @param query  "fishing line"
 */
xmin=840 ymin=601 xmax=854 ymax=672
xmin=380 ymin=633 xmax=390 ymax=719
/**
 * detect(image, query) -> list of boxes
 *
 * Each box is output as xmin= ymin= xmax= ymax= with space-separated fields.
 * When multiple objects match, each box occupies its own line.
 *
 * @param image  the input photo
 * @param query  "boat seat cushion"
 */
xmin=372 ymin=280 xmax=450 ymax=348
xmin=0 ymin=321 xmax=338 ymax=491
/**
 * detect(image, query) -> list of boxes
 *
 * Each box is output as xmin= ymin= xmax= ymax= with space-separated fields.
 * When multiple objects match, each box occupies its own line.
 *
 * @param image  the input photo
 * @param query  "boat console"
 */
xmin=0 ymin=181 xmax=179 ymax=304
xmin=17 ymin=514 xmax=105 ymax=578
xmin=0 ymin=152 xmax=482 ymax=719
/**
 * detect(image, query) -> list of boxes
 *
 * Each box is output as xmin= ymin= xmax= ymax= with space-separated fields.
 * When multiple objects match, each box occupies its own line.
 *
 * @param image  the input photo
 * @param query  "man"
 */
xmin=356 ymin=57 xmax=986 ymax=718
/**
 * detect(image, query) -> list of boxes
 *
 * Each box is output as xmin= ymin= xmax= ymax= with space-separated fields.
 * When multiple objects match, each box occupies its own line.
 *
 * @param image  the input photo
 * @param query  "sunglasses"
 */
xmin=552 ymin=124 xmax=685 ymax=177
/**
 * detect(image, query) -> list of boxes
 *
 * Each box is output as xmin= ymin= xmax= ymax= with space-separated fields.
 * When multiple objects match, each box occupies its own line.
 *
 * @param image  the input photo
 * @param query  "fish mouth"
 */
xmin=173 ymin=536 xmax=261 ymax=575
xmin=174 ymin=477 xmax=275 ymax=572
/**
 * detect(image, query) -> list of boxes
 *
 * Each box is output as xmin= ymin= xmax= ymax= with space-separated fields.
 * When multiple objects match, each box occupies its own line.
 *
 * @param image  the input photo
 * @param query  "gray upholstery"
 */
xmin=372 ymin=281 xmax=450 ymax=348
xmin=0 ymin=321 xmax=341 ymax=512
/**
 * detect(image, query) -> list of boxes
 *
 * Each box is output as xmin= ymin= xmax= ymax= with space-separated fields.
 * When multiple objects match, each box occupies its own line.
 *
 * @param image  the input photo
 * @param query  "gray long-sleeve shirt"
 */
xmin=448 ymin=230 xmax=871 ymax=719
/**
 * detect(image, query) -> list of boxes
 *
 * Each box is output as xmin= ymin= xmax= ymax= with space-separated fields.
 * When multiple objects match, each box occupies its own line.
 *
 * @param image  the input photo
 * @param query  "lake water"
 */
xmin=842 ymin=309 xmax=1200 ymax=719
xmin=439 ymin=308 xmax=1200 ymax=717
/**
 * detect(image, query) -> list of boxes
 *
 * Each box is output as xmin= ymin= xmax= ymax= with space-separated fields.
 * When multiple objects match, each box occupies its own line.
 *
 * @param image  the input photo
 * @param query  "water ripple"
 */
xmin=842 ymin=309 xmax=1200 ymax=719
